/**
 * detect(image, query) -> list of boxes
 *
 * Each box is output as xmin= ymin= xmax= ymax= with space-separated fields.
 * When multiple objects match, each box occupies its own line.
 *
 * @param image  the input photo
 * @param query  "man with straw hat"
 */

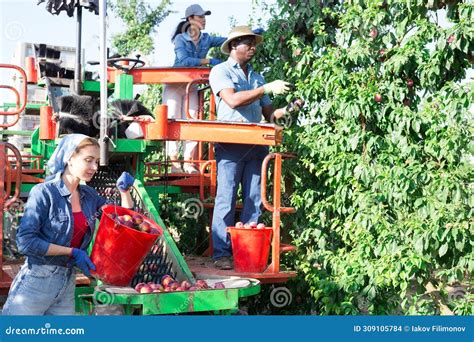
xmin=209 ymin=25 xmax=291 ymax=270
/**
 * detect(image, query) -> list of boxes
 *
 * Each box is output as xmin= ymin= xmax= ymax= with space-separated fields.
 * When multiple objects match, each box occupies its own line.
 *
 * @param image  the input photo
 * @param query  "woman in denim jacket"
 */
xmin=2 ymin=134 xmax=135 ymax=315
xmin=163 ymin=4 xmax=226 ymax=174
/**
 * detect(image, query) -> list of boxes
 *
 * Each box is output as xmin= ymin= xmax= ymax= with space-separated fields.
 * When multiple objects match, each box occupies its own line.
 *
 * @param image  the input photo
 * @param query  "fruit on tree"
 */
xmin=370 ymin=27 xmax=378 ymax=39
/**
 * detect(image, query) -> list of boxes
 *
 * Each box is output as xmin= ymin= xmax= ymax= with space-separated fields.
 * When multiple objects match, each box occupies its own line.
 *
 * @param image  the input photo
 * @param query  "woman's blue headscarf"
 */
xmin=46 ymin=134 xmax=91 ymax=181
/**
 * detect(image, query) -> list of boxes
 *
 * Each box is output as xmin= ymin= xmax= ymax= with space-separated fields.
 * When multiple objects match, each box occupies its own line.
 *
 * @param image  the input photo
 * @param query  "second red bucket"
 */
xmin=227 ymin=226 xmax=273 ymax=273
xmin=90 ymin=205 xmax=163 ymax=286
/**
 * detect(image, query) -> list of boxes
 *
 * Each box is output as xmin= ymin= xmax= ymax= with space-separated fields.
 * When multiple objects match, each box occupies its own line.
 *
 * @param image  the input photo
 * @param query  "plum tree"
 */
xmin=252 ymin=0 xmax=473 ymax=315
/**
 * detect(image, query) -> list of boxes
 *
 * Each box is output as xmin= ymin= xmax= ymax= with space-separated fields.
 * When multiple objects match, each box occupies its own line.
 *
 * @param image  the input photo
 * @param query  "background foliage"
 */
xmin=251 ymin=0 xmax=473 ymax=315
xmin=109 ymin=0 xmax=171 ymax=117
xmin=110 ymin=0 xmax=171 ymax=56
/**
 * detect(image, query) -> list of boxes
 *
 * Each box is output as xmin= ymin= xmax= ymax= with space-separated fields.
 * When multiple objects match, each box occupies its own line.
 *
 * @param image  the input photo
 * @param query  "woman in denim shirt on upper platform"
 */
xmin=163 ymin=4 xmax=226 ymax=174
xmin=2 ymin=134 xmax=135 ymax=315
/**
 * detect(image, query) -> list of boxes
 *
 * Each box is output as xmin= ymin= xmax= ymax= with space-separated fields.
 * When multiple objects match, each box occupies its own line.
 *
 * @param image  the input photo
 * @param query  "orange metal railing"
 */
xmin=0 ymin=143 xmax=22 ymax=285
xmin=0 ymin=64 xmax=27 ymax=128
xmin=261 ymin=153 xmax=297 ymax=274
xmin=110 ymin=65 xmax=297 ymax=279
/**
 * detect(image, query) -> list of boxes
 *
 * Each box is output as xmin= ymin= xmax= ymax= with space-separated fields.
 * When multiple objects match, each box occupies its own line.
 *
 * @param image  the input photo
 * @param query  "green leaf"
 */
xmin=438 ymin=243 xmax=448 ymax=258
xmin=349 ymin=135 xmax=359 ymax=151
xmin=455 ymin=240 xmax=465 ymax=251
xmin=414 ymin=237 xmax=424 ymax=253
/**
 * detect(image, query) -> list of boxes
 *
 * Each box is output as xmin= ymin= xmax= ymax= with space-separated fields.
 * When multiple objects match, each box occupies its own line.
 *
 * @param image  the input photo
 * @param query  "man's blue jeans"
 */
xmin=211 ymin=143 xmax=268 ymax=260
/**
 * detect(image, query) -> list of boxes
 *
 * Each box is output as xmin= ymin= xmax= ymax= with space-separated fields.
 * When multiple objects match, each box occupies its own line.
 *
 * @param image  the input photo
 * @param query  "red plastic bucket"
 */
xmin=90 ymin=205 xmax=162 ymax=286
xmin=227 ymin=226 xmax=273 ymax=273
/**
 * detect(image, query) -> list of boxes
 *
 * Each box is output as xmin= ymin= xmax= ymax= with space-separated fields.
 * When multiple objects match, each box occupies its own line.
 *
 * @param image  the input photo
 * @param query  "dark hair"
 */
xmin=172 ymin=20 xmax=189 ymax=41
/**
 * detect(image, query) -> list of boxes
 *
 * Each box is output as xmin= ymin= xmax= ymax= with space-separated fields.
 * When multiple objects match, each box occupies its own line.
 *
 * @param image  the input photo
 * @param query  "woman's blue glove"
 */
xmin=116 ymin=171 xmax=134 ymax=192
xmin=71 ymin=248 xmax=96 ymax=277
xmin=252 ymin=28 xmax=265 ymax=35
xmin=209 ymin=58 xmax=222 ymax=66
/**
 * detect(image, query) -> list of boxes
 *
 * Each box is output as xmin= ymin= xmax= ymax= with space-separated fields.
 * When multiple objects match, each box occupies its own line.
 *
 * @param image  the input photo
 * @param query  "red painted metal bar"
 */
xmin=108 ymin=67 xmax=211 ymax=84
xmin=0 ymin=143 xmax=22 ymax=286
xmin=260 ymin=153 xmax=297 ymax=274
xmin=0 ymin=85 xmax=20 ymax=107
xmin=4 ymin=151 xmax=11 ymax=202
xmin=8 ymin=154 xmax=43 ymax=171
xmin=261 ymin=153 xmax=297 ymax=214
xmin=0 ymin=64 xmax=27 ymax=128
xmin=208 ymin=93 xmax=216 ymax=161
xmin=271 ymin=153 xmax=281 ymax=273
xmin=0 ymin=86 xmax=21 ymax=128
xmin=184 ymin=77 xmax=209 ymax=120
xmin=0 ymin=144 xmax=4 ymax=286
xmin=183 ymin=78 xmax=210 ymax=163
xmin=3 ymin=143 xmax=22 ymax=209
xmin=148 ymin=120 xmax=284 ymax=146
xmin=199 ymin=160 xmax=216 ymax=201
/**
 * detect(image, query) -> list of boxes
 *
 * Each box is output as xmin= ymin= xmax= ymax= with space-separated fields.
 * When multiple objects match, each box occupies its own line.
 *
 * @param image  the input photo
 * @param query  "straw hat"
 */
xmin=221 ymin=25 xmax=263 ymax=55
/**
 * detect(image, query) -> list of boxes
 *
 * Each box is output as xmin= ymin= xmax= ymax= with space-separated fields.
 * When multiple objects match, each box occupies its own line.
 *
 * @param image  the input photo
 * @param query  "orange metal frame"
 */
xmin=111 ymin=66 xmax=297 ymax=282
xmin=0 ymin=143 xmax=22 ymax=287
xmin=261 ymin=153 xmax=297 ymax=275
xmin=143 ymin=159 xmax=214 ymax=193
xmin=8 ymin=154 xmax=44 ymax=184
xmin=147 ymin=119 xmax=283 ymax=146
xmin=107 ymin=67 xmax=211 ymax=85
xmin=0 ymin=64 xmax=28 ymax=128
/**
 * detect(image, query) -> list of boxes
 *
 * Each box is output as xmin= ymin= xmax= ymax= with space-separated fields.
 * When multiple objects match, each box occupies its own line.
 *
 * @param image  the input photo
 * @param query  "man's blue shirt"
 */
xmin=209 ymin=57 xmax=272 ymax=123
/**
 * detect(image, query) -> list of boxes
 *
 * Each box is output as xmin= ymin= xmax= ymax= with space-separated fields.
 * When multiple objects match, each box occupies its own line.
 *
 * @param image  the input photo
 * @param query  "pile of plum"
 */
xmin=234 ymin=221 xmax=268 ymax=229
xmin=134 ymin=275 xmax=225 ymax=293
xmin=109 ymin=213 xmax=159 ymax=234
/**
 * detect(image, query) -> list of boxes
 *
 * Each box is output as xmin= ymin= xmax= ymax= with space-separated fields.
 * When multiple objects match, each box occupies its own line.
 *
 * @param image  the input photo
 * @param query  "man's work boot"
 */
xmin=214 ymin=256 xmax=233 ymax=270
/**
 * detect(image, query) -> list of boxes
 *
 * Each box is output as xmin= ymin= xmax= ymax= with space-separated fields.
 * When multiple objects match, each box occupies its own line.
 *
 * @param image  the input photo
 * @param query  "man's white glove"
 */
xmin=263 ymin=80 xmax=291 ymax=95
